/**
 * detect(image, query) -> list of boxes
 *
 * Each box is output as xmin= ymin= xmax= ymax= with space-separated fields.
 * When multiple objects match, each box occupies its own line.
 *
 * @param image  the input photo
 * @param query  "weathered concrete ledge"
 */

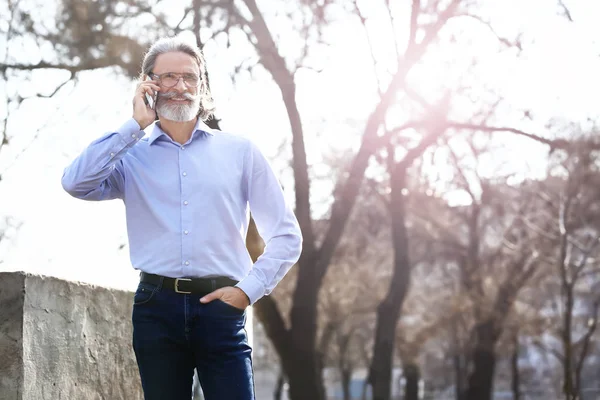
xmin=0 ymin=271 xmax=142 ymax=400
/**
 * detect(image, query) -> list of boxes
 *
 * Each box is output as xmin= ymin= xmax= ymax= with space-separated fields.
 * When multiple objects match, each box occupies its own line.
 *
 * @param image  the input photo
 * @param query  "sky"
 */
xmin=0 ymin=0 xmax=599 ymax=292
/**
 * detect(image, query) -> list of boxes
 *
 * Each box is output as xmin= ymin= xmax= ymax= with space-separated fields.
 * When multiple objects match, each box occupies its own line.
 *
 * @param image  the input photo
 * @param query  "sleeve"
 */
xmin=61 ymin=118 xmax=144 ymax=201
xmin=235 ymin=141 xmax=303 ymax=305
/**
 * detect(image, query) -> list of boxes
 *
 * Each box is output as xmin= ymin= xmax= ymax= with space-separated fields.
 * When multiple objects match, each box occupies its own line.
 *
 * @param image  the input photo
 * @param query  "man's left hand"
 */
xmin=200 ymin=286 xmax=250 ymax=310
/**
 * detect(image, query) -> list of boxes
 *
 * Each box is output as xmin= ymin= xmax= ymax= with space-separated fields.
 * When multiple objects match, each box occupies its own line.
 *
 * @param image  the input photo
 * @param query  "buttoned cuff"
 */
xmin=235 ymin=275 xmax=266 ymax=305
xmin=117 ymin=118 xmax=144 ymax=146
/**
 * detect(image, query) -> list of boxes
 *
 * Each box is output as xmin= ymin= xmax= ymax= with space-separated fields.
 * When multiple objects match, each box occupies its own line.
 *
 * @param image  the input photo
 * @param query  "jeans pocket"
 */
xmin=215 ymin=299 xmax=246 ymax=316
xmin=134 ymin=282 xmax=157 ymax=306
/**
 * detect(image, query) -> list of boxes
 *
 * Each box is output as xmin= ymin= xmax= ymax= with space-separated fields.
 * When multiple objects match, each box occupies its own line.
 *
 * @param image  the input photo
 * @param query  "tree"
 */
xmin=146 ymin=2 xmax=597 ymax=398
xmin=532 ymin=139 xmax=600 ymax=400
xmin=352 ymin=0 xmax=579 ymax=396
xmin=0 ymin=0 xmax=161 ymax=179
xmin=5 ymin=2 xmax=598 ymax=400
xmin=409 ymin=128 xmax=553 ymax=400
xmin=0 ymin=0 xmax=166 ymax=271
xmin=318 ymin=186 xmax=392 ymax=400
xmin=191 ymin=1 xmax=473 ymax=397
xmin=394 ymin=254 xmax=471 ymax=400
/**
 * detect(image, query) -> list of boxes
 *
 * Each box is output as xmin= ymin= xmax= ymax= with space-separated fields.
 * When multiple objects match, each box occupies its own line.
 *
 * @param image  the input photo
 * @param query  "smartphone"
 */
xmin=144 ymin=92 xmax=155 ymax=110
xmin=144 ymin=77 xmax=157 ymax=110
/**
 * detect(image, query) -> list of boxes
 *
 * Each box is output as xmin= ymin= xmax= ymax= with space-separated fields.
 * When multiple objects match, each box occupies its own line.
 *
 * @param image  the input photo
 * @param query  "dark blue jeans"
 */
xmin=131 ymin=279 xmax=255 ymax=400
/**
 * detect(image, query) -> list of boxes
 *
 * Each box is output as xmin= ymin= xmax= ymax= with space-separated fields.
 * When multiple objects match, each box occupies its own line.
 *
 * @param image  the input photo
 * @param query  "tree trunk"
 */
xmin=286 ymin=350 xmax=324 ymax=400
xmin=192 ymin=0 xmax=220 ymax=131
xmin=287 ymin=360 xmax=324 ymax=400
xmin=235 ymin=3 xmax=324 ymax=397
xmin=336 ymin=331 xmax=354 ymax=400
xmin=465 ymin=320 xmax=498 ymax=400
xmin=403 ymin=363 xmax=420 ymax=400
xmin=288 ymin=260 xmax=327 ymax=400
xmin=274 ymin=371 xmax=285 ymax=400
xmin=511 ymin=335 xmax=520 ymax=400
xmin=454 ymin=354 xmax=466 ymax=400
xmin=362 ymin=380 xmax=370 ymax=400
xmin=282 ymin=78 xmax=326 ymax=400
xmin=341 ymin=367 xmax=353 ymax=400
xmin=563 ymin=286 xmax=576 ymax=400
xmin=452 ymin=319 xmax=466 ymax=400
xmin=246 ymin=213 xmax=324 ymax=400
xmin=368 ymin=167 xmax=411 ymax=400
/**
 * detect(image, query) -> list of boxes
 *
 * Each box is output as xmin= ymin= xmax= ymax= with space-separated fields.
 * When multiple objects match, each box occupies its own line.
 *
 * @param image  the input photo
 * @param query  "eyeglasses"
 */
xmin=149 ymin=72 xmax=201 ymax=88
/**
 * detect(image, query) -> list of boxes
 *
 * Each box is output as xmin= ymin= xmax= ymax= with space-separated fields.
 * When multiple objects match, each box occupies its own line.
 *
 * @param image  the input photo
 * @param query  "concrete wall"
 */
xmin=0 ymin=271 xmax=284 ymax=400
xmin=0 ymin=272 xmax=25 ymax=400
xmin=0 ymin=272 xmax=142 ymax=400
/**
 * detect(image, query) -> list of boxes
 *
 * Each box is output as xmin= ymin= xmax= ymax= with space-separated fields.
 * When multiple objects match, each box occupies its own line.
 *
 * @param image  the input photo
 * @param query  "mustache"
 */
xmin=158 ymin=91 xmax=196 ymax=100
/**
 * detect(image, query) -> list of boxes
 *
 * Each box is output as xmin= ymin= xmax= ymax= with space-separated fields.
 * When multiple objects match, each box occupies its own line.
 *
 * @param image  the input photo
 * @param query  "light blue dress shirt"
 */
xmin=61 ymin=118 xmax=302 ymax=304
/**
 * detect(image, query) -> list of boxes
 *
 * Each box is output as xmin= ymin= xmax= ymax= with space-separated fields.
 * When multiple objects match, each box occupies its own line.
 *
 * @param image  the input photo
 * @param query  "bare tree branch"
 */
xmin=0 ymin=71 xmax=76 ymax=180
xmin=317 ymin=0 xmax=463 ymax=282
xmin=407 ymin=0 xmax=420 ymax=53
xmin=558 ymin=0 xmax=574 ymax=22
xmin=254 ymin=295 xmax=293 ymax=367
xmin=447 ymin=142 xmax=477 ymax=204
xmin=0 ymin=0 xmax=18 ymax=162
xmin=453 ymin=13 xmax=522 ymax=50
xmin=533 ymin=339 xmax=565 ymax=363
xmin=236 ymin=0 xmax=316 ymax=254
xmin=0 ymin=59 xmax=126 ymax=73
xmin=574 ymin=295 xmax=599 ymax=388
xmin=1 ymin=117 xmax=53 ymax=180
xmin=522 ymin=217 xmax=559 ymax=242
xmin=385 ymin=0 xmax=407 ymax=67
xmin=175 ymin=7 xmax=193 ymax=34
xmin=375 ymin=121 xmax=424 ymax=147
xmin=572 ymin=236 xmax=600 ymax=281
xmin=447 ymin=122 xmax=575 ymax=150
xmin=353 ymin=0 xmax=384 ymax=97
xmin=35 ymin=72 xmax=75 ymax=98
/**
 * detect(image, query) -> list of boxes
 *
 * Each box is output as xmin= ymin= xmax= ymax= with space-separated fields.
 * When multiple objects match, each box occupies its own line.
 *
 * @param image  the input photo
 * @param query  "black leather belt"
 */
xmin=140 ymin=272 xmax=238 ymax=295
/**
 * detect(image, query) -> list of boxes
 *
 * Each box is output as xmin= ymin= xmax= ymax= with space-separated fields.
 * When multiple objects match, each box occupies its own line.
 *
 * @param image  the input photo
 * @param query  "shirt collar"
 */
xmin=148 ymin=117 xmax=215 ymax=146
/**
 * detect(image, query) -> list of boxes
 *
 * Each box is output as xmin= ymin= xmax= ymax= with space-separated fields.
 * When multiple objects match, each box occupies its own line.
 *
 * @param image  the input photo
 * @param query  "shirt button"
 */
xmin=184 ymin=260 xmax=190 ymax=266
xmin=182 ymin=172 xmax=187 ymax=177
xmin=184 ymin=230 xmax=189 ymax=235
xmin=110 ymin=152 xmax=115 ymax=157
xmin=183 ymin=201 xmax=188 ymax=205
xmin=181 ymin=146 xmax=185 ymax=150
xmin=131 ymin=134 xmax=136 ymax=138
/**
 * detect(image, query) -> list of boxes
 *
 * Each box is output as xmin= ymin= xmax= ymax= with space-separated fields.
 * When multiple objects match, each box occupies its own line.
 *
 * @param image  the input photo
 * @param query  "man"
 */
xmin=61 ymin=36 xmax=303 ymax=400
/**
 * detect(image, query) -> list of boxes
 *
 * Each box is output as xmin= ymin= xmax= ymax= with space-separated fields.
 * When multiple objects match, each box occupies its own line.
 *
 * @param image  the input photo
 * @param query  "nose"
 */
xmin=173 ymin=77 xmax=187 ymax=92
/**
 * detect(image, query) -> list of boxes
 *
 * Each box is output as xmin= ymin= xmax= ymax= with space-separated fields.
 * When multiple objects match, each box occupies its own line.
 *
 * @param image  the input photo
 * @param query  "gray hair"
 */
xmin=140 ymin=37 xmax=216 ymax=121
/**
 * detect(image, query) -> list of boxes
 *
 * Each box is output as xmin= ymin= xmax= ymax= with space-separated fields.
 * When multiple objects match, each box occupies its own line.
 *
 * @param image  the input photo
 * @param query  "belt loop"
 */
xmin=157 ymin=276 xmax=164 ymax=291
xmin=211 ymin=278 xmax=216 ymax=291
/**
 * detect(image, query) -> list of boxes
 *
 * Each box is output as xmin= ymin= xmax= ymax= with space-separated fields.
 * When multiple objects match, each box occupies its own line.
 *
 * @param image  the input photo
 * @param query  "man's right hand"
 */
xmin=133 ymin=79 xmax=161 ymax=130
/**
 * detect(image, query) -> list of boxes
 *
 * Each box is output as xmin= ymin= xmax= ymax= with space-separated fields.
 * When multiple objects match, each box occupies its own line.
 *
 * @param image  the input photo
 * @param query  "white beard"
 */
xmin=156 ymin=96 xmax=201 ymax=122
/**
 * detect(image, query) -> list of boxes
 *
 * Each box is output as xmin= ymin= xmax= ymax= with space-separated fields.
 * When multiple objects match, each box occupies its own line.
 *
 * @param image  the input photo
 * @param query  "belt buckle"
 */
xmin=174 ymin=278 xmax=192 ymax=294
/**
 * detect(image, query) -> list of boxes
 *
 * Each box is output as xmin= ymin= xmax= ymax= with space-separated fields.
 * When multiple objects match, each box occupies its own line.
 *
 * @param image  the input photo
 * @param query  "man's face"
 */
xmin=153 ymin=51 xmax=201 ymax=122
